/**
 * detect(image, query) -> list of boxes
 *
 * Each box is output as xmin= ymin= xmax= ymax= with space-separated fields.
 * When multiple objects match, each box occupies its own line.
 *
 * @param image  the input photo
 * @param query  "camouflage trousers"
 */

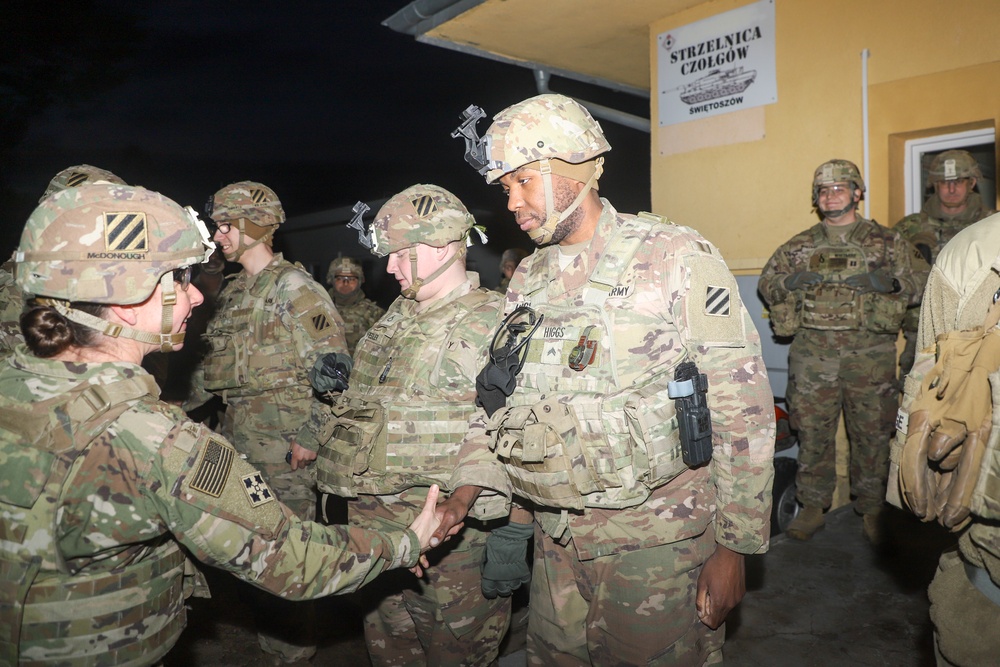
xmin=350 ymin=495 xmax=511 ymax=667
xmin=220 ymin=405 xmax=320 ymax=663
xmin=928 ymin=546 xmax=1000 ymax=667
xmin=786 ymin=329 xmax=897 ymax=514
xmin=527 ymin=527 xmax=723 ymax=666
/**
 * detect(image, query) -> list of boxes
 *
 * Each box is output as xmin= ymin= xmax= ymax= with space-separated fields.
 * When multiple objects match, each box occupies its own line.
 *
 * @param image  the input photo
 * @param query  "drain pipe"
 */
xmin=534 ymin=69 xmax=650 ymax=133
xmin=861 ymin=49 xmax=871 ymax=219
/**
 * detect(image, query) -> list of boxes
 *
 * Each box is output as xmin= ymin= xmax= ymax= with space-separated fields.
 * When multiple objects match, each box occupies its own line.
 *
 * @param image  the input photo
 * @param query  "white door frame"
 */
xmin=904 ymin=127 xmax=996 ymax=215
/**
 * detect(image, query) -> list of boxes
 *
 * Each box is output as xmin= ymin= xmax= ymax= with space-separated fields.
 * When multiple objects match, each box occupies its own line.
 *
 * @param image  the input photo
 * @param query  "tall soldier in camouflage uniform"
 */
xmin=184 ymin=181 xmax=353 ymax=663
xmin=325 ymin=256 xmax=386 ymax=353
xmin=435 ymin=94 xmax=775 ymax=665
xmin=891 ymin=211 xmax=1000 ymax=666
xmin=760 ymin=159 xmax=929 ymax=542
xmin=314 ymin=184 xmax=511 ymax=667
xmin=894 ymin=150 xmax=995 ymax=375
xmin=0 ymin=165 xmax=128 ymax=358
xmin=0 ymin=183 xmax=447 ymax=666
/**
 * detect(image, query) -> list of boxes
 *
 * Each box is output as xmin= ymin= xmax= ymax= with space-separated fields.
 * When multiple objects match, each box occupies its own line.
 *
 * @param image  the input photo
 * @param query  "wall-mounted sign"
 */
xmin=657 ymin=0 xmax=777 ymax=127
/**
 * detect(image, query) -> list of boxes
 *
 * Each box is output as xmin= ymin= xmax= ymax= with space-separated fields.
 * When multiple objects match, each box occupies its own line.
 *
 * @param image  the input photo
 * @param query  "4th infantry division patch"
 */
xmin=241 ymin=472 xmax=275 ymax=507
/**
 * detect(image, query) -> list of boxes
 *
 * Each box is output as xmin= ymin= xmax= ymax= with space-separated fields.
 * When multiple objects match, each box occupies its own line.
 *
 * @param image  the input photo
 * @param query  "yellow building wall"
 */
xmin=650 ymin=0 xmax=1000 ymax=272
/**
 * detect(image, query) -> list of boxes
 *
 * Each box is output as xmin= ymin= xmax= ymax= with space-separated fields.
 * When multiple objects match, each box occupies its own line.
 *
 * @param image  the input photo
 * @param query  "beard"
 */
xmin=545 ymin=179 xmax=587 ymax=245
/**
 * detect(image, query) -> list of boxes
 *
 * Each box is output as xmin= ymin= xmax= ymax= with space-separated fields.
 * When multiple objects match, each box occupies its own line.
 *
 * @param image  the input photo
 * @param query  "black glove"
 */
xmin=308 ymin=353 xmax=352 ymax=392
xmin=844 ymin=270 xmax=898 ymax=294
xmin=783 ymin=271 xmax=822 ymax=291
xmin=481 ymin=521 xmax=533 ymax=599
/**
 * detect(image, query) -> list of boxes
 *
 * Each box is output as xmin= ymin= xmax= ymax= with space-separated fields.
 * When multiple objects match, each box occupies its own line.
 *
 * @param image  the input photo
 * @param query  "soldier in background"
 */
xmin=495 ymin=247 xmax=529 ymax=292
xmin=759 ymin=159 xmax=928 ymax=543
xmin=0 ymin=183 xmax=446 ymax=666
xmin=314 ymin=185 xmax=510 ymax=666
xmin=184 ymin=181 xmax=352 ymax=664
xmin=325 ymin=256 xmax=385 ymax=353
xmin=437 ymin=93 xmax=775 ymax=665
xmin=894 ymin=149 xmax=994 ymax=375
xmin=891 ymin=211 xmax=1000 ymax=667
xmin=0 ymin=164 xmax=128 ymax=358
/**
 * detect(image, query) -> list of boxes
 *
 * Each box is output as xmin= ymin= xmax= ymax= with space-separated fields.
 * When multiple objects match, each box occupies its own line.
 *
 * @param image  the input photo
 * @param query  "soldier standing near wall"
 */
xmin=435 ymin=93 xmax=775 ymax=665
xmin=0 ymin=183 xmax=446 ymax=666
xmin=314 ymin=184 xmax=511 ymax=666
xmin=185 ymin=180 xmax=353 ymax=664
xmin=894 ymin=149 xmax=994 ymax=376
xmin=325 ymin=256 xmax=385 ymax=353
xmin=759 ymin=159 xmax=929 ymax=543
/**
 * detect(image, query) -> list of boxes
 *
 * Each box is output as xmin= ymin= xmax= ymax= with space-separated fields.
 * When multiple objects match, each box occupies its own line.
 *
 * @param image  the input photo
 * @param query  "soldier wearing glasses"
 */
xmin=434 ymin=94 xmax=776 ymax=665
xmin=760 ymin=159 xmax=928 ymax=544
xmin=313 ymin=185 xmax=511 ymax=666
xmin=325 ymin=256 xmax=385 ymax=354
xmin=184 ymin=181 xmax=351 ymax=664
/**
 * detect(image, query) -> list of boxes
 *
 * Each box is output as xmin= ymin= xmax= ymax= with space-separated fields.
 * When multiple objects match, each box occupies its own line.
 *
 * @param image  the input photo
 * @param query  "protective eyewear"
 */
xmin=172 ymin=266 xmax=193 ymax=291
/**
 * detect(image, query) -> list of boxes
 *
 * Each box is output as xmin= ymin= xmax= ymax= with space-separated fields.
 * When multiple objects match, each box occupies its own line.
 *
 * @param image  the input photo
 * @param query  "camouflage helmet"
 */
xmin=813 ymin=159 xmax=866 ymax=194
xmin=16 ymin=184 xmax=213 ymax=304
xmin=929 ymin=150 xmax=981 ymax=181
xmin=483 ymin=93 xmax=611 ymax=185
xmin=208 ymin=181 xmax=285 ymax=227
xmin=327 ymin=256 xmax=364 ymax=285
xmin=40 ymin=164 xmax=127 ymax=203
xmin=369 ymin=184 xmax=482 ymax=257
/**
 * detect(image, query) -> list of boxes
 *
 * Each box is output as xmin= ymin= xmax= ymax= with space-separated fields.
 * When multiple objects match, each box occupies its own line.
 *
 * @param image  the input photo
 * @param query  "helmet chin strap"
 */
xmin=229 ymin=218 xmax=275 ymax=261
xmin=401 ymin=245 xmax=465 ymax=300
xmin=36 ymin=272 xmax=187 ymax=352
xmin=529 ymin=157 xmax=604 ymax=246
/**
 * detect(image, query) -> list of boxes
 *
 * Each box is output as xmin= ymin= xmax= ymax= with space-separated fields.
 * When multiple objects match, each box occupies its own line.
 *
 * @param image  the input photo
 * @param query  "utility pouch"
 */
xmin=315 ymin=401 xmax=386 ymax=498
xmin=767 ymin=296 xmax=802 ymax=337
xmin=861 ymin=291 xmax=908 ymax=334
xmin=202 ymin=332 xmax=245 ymax=392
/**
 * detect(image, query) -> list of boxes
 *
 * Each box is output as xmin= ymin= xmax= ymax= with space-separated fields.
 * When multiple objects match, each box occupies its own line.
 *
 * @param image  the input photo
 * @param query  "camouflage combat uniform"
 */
xmin=894 ymin=192 xmax=994 ymax=374
xmin=0 ymin=347 xmax=419 ymax=666
xmin=328 ymin=288 xmax=385 ymax=354
xmin=897 ymin=212 xmax=1000 ymax=666
xmin=0 ymin=262 xmax=25 ymax=357
xmin=188 ymin=252 xmax=348 ymax=519
xmin=759 ymin=217 xmax=927 ymax=513
xmin=477 ymin=200 xmax=775 ymax=665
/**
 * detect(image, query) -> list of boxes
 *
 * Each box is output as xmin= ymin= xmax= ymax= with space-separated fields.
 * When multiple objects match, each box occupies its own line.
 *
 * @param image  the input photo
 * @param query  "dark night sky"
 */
xmin=4 ymin=1 xmax=650 ymax=260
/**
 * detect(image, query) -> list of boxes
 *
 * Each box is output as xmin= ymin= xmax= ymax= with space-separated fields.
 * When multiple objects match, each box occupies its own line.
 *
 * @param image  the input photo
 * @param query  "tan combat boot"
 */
xmin=786 ymin=506 xmax=825 ymax=540
xmin=862 ymin=509 xmax=885 ymax=545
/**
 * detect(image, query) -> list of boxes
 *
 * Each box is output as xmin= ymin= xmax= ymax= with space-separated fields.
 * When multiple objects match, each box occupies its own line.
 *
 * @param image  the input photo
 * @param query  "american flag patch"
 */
xmin=705 ymin=286 xmax=731 ymax=317
xmin=104 ymin=212 xmax=148 ymax=252
xmin=411 ymin=194 xmax=436 ymax=218
xmin=241 ymin=472 xmax=275 ymax=507
xmin=190 ymin=438 xmax=234 ymax=497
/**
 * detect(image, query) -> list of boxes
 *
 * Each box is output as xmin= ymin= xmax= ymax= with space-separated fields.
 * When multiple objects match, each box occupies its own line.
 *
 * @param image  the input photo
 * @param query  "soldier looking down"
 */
xmin=435 ymin=93 xmax=776 ymax=665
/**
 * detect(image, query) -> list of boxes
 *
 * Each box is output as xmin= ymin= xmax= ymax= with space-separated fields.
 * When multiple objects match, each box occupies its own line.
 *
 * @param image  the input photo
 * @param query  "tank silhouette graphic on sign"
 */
xmin=680 ymin=67 xmax=757 ymax=105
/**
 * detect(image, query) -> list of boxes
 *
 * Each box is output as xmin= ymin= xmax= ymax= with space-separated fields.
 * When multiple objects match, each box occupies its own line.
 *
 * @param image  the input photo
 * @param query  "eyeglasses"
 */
xmin=490 ymin=306 xmax=543 ymax=365
xmin=212 ymin=221 xmax=232 ymax=235
xmin=817 ymin=184 xmax=852 ymax=198
xmin=172 ymin=266 xmax=192 ymax=291
xmin=334 ymin=275 xmax=359 ymax=283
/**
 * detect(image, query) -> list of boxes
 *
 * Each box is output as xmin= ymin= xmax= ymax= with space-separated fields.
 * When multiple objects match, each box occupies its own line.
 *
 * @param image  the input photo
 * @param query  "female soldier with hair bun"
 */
xmin=0 ymin=183 xmax=447 ymax=666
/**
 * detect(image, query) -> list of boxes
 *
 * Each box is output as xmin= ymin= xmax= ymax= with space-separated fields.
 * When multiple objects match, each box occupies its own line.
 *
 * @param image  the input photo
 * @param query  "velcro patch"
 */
xmin=241 ymin=472 xmax=276 ymax=507
xmin=705 ymin=286 xmax=731 ymax=316
xmin=190 ymin=437 xmax=235 ymax=497
xmin=104 ymin=212 xmax=148 ymax=252
xmin=311 ymin=312 xmax=331 ymax=333
xmin=411 ymin=195 xmax=436 ymax=218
